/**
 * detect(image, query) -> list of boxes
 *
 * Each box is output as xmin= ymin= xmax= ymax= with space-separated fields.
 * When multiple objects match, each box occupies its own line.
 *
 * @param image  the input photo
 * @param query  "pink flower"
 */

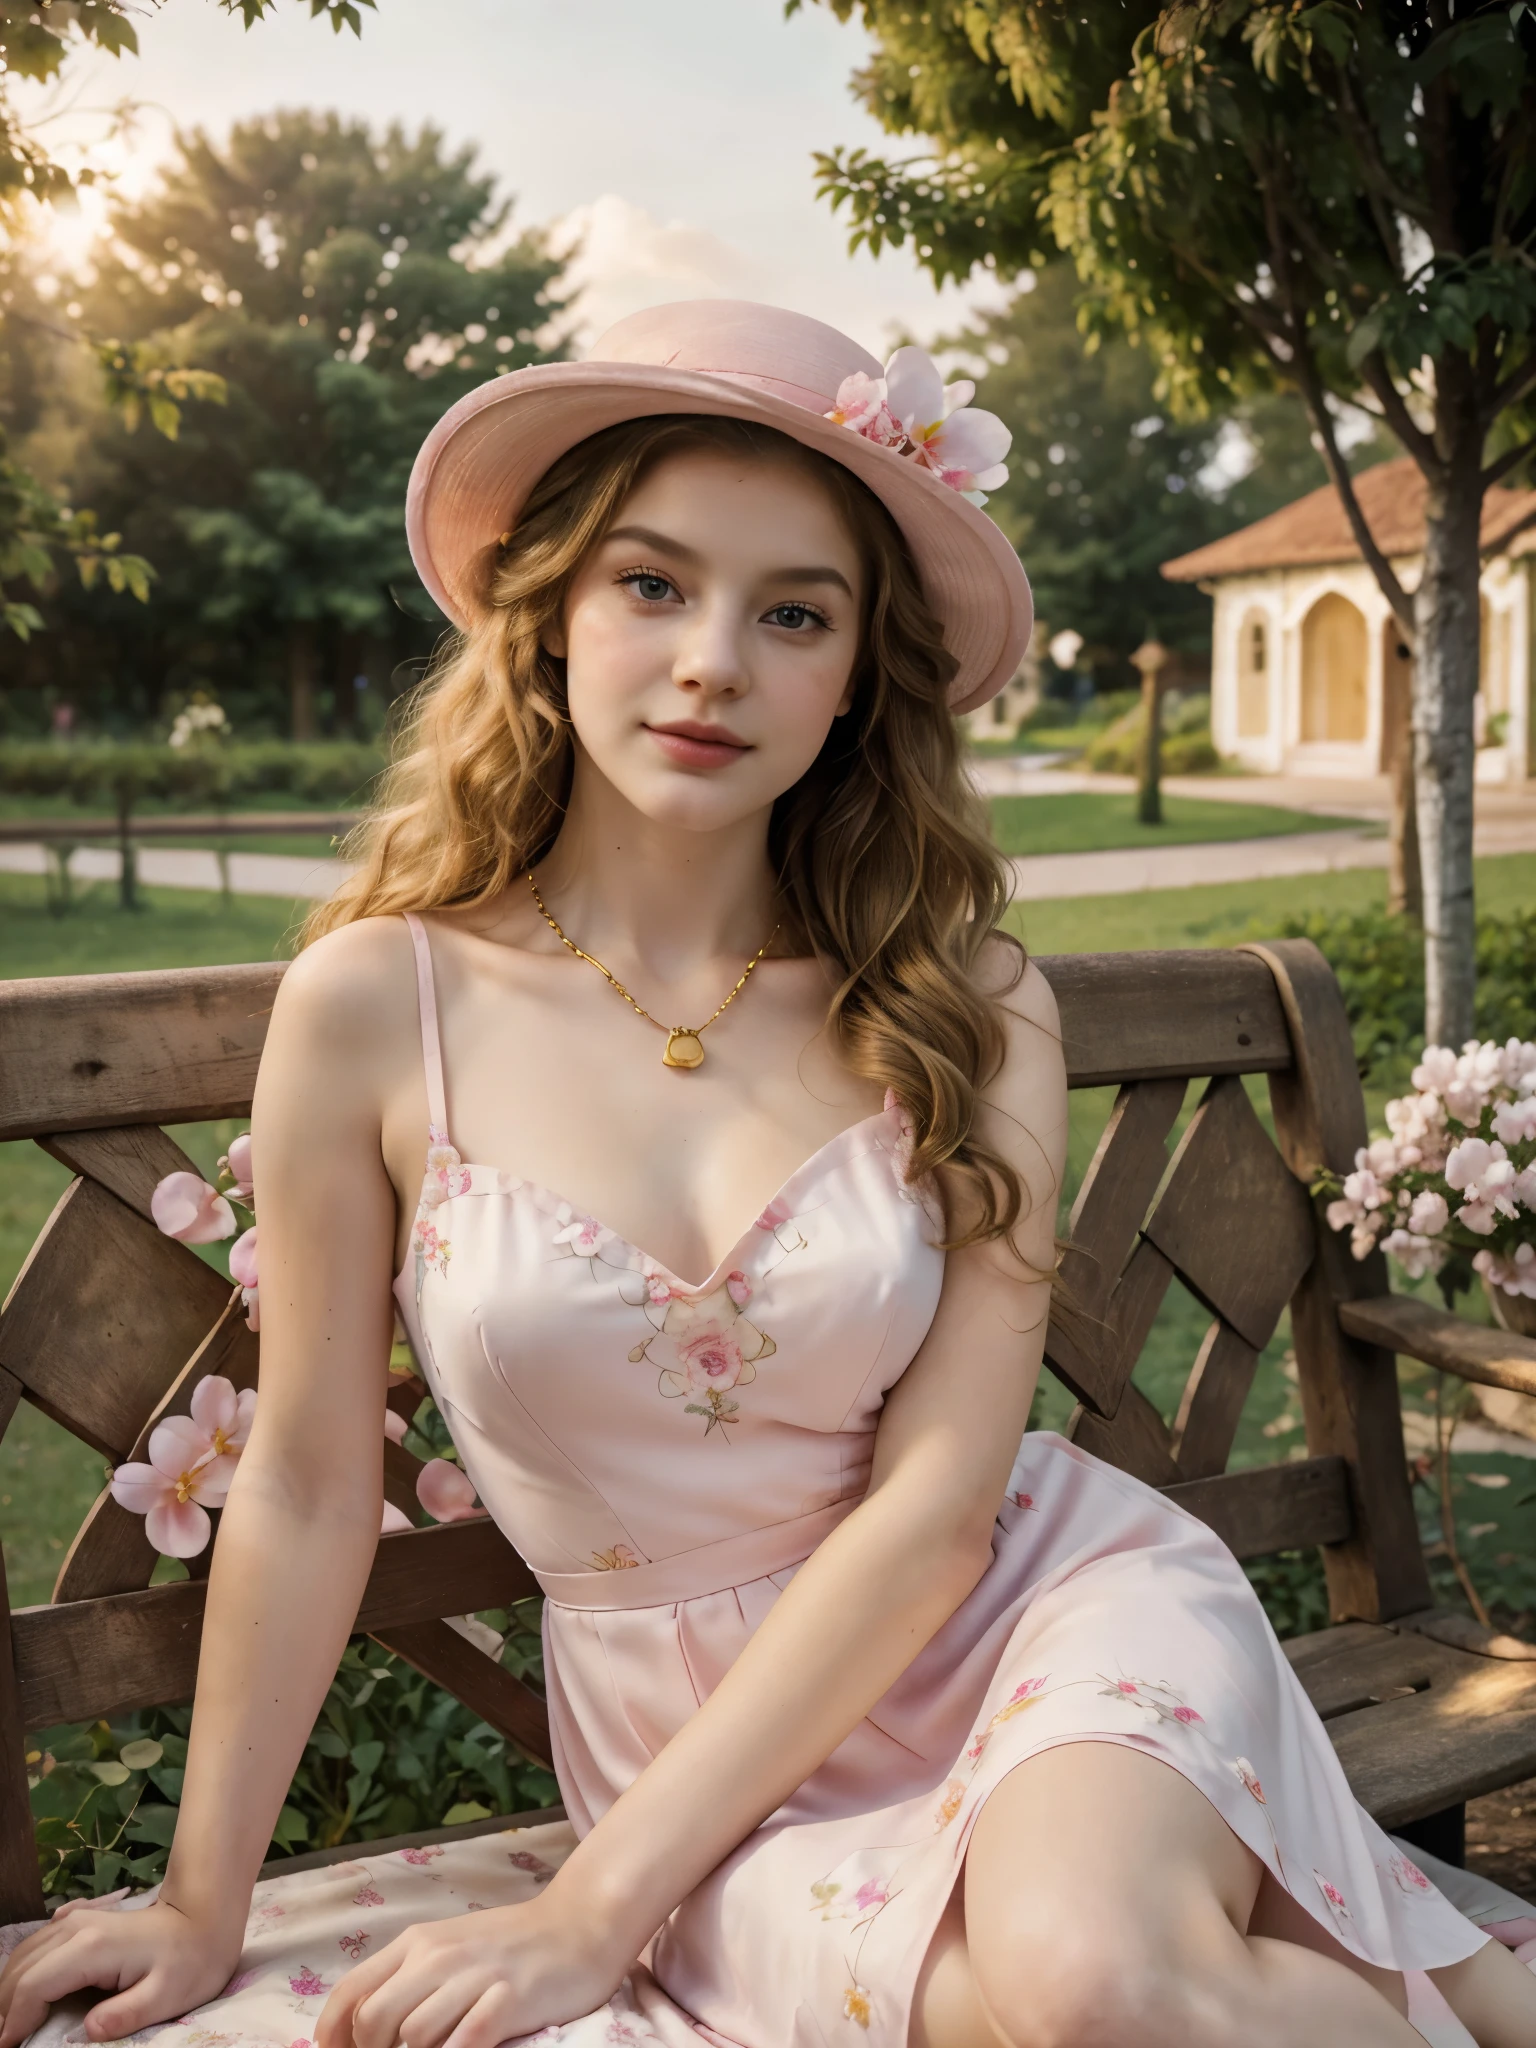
xmin=1413 ymin=1046 xmax=1460 ymax=1097
xmin=884 ymin=347 xmax=1011 ymax=502
xmin=1011 ymin=1491 xmax=1036 ymax=1511
xmin=1380 ymin=1229 xmax=1445 ymax=1280
xmin=676 ymin=1323 xmax=747 ymax=1394
xmin=222 ymin=1132 xmax=254 ymax=1197
xmin=151 ymin=1171 xmax=235 ymax=1245
xmin=228 ymin=1226 xmax=259 ymax=1331
xmin=1172 ymin=1704 xmax=1204 ymax=1724
xmin=1493 ymin=1096 xmax=1536 ymax=1146
xmin=110 ymin=1411 xmax=236 ymax=1557
xmin=1407 ymin=1190 xmax=1449 ymax=1237
xmin=415 ymin=1457 xmax=486 ymax=1522
xmin=1234 ymin=1757 xmax=1266 ymax=1804
xmin=380 ymin=1501 xmax=413 ymax=1534
xmin=397 ymin=1844 xmax=444 ymax=1865
xmin=645 ymin=1272 xmax=675 ymax=1304
xmin=725 ymin=1269 xmax=752 ymax=1308
xmin=189 ymin=1373 xmax=256 ymax=1489
xmin=1314 ymin=1872 xmax=1352 ymax=1923
xmin=383 ymin=1410 xmax=408 ymax=1444
xmin=851 ymin=1877 xmax=889 ymax=1913
xmin=288 ymin=1968 xmax=328 ymax=1997
xmin=824 ymin=370 xmax=904 ymax=447
xmin=553 ymin=1211 xmax=611 ymax=1257
xmin=352 ymin=1884 xmax=385 ymax=1907
xmin=338 ymin=1931 xmax=369 ymax=1960
xmin=508 ymin=1849 xmax=555 ymax=1882
xmin=1390 ymin=1854 xmax=1432 ymax=1894
xmin=1474 ymin=1244 xmax=1536 ymax=1299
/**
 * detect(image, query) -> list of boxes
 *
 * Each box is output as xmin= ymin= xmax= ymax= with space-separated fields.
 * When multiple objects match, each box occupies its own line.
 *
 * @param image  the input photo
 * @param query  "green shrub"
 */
xmin=29 ymin=1632 xmax=558 ymax=1903
xmin=1265 ymin=904 xmax=1536 ymax=1081
xmin=1082 ymin=691 xmax=1220 ymax=776
xmin=0 ymin=740 xmax=388 ymax=815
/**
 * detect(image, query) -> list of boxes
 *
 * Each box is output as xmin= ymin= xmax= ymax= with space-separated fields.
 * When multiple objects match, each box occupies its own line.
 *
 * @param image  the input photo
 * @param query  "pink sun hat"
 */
xmin=405 ymin=299 xmax=1032 ymax=713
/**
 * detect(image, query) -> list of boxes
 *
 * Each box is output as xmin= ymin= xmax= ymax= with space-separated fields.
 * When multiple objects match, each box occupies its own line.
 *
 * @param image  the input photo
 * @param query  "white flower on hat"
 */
xmin=825 ymin=345 xmax=1011 ymax=506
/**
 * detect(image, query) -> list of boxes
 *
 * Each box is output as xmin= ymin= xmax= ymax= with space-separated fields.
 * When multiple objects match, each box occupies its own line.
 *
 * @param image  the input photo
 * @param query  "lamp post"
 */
xmin=1130 ymin=636 xmax=1170 ymax=827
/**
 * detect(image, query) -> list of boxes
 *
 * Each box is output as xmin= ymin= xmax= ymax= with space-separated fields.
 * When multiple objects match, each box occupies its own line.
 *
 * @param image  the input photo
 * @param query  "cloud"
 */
xmin=550 ymin=195 xmax=759 ymax=345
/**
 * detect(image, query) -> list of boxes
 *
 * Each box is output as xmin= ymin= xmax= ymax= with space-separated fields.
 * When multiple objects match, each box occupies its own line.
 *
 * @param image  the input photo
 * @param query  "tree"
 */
xmin=16 ymin=112 xmax=564 ymax=735
xmin=0 ymin=0 xmax=376 ymax=650
xmin=802 ymin=0 xmax=1536 ymax=1043
xmin=943 ymin=262 xmax=1224 ymax=684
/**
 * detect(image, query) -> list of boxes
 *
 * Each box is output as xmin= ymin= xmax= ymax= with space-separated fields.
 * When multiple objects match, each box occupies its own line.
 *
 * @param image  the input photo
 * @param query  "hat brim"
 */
xmin=406 ymin=360 xmax=1031 ymax=714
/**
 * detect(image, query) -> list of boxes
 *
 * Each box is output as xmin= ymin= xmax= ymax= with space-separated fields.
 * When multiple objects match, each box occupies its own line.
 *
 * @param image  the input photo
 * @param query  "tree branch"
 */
xmin=1482 ymin=440 xmax=1536 ymax=492
xmin=1356 ymin=352 xmax=1439 ymax=471
xmin=1257 ymin=168 xmax=1417 ymax=641
xmin=1488 ymin=351 xmax=1536 ymax=423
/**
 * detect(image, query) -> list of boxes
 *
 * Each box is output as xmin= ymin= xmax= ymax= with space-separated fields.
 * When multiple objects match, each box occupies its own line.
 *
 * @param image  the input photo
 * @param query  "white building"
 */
xmin=1161 ymin=457 xmax=1535 ymax=784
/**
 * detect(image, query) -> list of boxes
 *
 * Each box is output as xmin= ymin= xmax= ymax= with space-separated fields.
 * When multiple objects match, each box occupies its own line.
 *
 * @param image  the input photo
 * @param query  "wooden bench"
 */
xmin=1 ymin=938 xmax=1535 ymax=1923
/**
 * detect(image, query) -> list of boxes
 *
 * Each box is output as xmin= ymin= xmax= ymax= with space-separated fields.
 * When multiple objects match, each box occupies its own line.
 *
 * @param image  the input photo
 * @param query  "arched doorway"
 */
xmin=1236 ymin=611 xmax=1269 ymax=738
xmin=1301 ymin=594 xmax=1368 ymax=743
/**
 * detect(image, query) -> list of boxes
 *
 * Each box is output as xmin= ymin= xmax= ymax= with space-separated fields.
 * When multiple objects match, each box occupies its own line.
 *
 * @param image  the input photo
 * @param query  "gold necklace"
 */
xmin=527 ymin=872 xmax=780 ymax=1071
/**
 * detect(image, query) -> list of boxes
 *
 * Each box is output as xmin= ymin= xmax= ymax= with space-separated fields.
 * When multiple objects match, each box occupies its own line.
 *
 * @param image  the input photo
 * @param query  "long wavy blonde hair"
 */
xmin=306 ymin=415 xmax=1029 ymax=1246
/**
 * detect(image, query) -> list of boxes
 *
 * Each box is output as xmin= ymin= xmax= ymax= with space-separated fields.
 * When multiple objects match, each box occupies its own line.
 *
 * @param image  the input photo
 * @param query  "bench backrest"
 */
xmin=0 ymin=937 xmax=1423 ymax=1920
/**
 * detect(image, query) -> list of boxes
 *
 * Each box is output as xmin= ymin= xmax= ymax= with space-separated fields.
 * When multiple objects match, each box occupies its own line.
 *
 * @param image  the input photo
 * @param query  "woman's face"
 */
xmin=550 ymin=445 xmax=865 ymax=835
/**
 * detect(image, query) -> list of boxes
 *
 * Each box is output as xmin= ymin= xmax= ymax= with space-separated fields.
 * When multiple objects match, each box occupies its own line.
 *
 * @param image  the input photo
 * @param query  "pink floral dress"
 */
xmin=393 ymin=914 xmax=1491 ymax=2046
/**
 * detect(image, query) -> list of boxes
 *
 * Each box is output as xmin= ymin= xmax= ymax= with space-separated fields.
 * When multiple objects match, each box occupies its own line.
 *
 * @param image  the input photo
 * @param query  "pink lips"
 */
xmin=645 ymin=721 xmax=753 ymax=770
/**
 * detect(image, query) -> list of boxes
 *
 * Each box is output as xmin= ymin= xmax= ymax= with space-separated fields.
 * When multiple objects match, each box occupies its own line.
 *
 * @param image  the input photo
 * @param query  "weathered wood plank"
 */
xmin=1068 ymin=1383 xmax=1181 ymax=1487
xmin=372 ymin=1620 xmax=553 ymax=1770
xmin=1171 ymin=1321 xmax=1261 ymax=1480
xmin=54 ymin=1299 xmax=259 ymax=1604
xmin=1162 ymin=1455 xmax=1353 ymax=1560
xmin=0 ymin=1176 xmax=231 ymax=1459
xmin=0 ymin=951 xmax=1292 ymax=1146
xmin=14 ymin=1520 xmax=540 ymax=1729
xmin=39 ymin=1125 xmax=205 ymax=1226
xmin=1145 ymin=1076 xmax=1315 ymax=1352
xmin=0 ymin=964 xmax=283 ymax=1141
xmin=1340 ymin=1296 xmax=1536 ymax=1398
xmin=1039 ymin=950 xmax=1294 ymax=1088
xmin=0 ymin=1544 xmax=45 ymax=1921
xmin=1245 ymin=940 xmax=1432 ymax=1626
xmin=1045 ymin=1239 xmax=1176 ymax=1419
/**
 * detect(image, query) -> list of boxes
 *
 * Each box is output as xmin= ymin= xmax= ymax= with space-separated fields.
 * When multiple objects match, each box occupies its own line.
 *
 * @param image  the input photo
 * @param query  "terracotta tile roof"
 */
xmin=1161 ymin=456 xmax=1536 ymax=582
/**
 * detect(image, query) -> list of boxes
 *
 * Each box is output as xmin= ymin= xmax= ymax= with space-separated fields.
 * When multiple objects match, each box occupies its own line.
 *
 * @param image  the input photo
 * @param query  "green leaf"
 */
xmin=1346 ymin=309 xmax=1387 ymax=369
xmin=125 ymin=1804 xmax=180 ymax=1848
xmin=349 ymin=1740 xmax=385 ymax=1778
xmin=119 ymin=1738 xmax=163 ymax=1771
xmin=88 ymin=1762 xmax=131 ymax=1787
xmin=440 ymin=1801 xmax=492 ymax=1826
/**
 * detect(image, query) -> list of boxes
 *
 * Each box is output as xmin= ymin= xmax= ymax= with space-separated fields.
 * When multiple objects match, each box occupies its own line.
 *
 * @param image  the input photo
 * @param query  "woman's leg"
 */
xmin=1430 ymin=1941 xmax=1536 ymax=2048
xmin=910 ymin=1741 xmax=1429 ymax=2048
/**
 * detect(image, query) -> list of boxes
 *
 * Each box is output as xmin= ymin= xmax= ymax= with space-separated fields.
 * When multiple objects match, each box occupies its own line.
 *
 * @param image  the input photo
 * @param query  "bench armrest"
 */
xmin=1339 ymin=1294 xmax=1536 ymax=1397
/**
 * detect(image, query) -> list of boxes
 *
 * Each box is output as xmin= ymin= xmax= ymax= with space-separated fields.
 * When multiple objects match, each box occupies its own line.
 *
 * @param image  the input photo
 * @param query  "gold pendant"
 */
xmin=663 ymin=1028 xmax=705 ymax=1070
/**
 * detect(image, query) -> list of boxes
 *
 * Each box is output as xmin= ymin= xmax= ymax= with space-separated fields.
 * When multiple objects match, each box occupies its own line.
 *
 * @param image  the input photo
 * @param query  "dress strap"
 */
xmin=402 ymin=912 xmax=451 ymax=1145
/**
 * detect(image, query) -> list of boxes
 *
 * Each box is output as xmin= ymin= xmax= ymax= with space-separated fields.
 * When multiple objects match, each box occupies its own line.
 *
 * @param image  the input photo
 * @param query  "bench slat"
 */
xmin=1162 ymin=1455 xmax=1353 ymax=1560
xmin=0 ymin=950 xmax=1296 ymax=1142
xmin=14 ymin=1521 xmax=540 ymax=1729
xmin=1286 ymin=1621 xmax=1536 ymax=1829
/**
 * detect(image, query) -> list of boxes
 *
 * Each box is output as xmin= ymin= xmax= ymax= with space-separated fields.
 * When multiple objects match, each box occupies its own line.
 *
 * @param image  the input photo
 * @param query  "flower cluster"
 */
xmin=167 ymin=697 xmax=230 ymax=749
xmin=109 ymin=1375 xmax=254 ymax=1557
xmin=825 ymin=345 xmax=1010 ymax=505
xmin=152 ymin=1131 xmax=258 ymax=1329
xmin=1319 ymin=1038 xmax=1536 ymax=1302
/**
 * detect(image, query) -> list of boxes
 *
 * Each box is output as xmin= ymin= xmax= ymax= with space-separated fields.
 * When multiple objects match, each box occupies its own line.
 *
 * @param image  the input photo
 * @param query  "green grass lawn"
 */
xmin=991 ymin=790 xmax=1341 ymax=857
xmin=4 ymin=854 xmax=1534 ymax=1616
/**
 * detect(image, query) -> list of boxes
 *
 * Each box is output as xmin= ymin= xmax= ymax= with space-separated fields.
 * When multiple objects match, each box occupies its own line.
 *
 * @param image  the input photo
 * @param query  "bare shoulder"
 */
xmin=973 ymin=934 xmax=1068 ymax=1191
xmin=262 ymin=915 xmax=420 ymax=1094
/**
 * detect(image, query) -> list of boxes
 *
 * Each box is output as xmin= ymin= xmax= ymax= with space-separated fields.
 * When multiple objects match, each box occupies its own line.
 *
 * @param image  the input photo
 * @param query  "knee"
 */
xmin=976 ymin=1928 xmax=1226 ymax=2048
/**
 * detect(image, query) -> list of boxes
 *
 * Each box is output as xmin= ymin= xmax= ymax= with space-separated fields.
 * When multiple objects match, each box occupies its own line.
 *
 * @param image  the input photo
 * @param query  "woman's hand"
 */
xmin=0 ymin=1896 xmax=244 ymax=2048
xmin=316 ymin=1893 xmax=630 ymax=2048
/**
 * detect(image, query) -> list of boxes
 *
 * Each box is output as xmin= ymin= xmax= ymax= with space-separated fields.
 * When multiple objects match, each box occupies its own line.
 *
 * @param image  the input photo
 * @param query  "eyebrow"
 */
xmin=603 ymin=524 xmax=856 ymax=600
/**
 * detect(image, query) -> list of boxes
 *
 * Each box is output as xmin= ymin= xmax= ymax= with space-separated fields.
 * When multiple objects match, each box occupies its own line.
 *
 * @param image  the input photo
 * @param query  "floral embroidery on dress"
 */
xmin=934 ymin=1778 xmax=965 ymax=1830
xmin=287 ymin=1969 xmax=328 ymax=1999
xmin=967 ymin=1674 xmax=1049 ymax=1762
xmin=1098 ymin=1675 xmax=1204 ymax=1727
xmin=628 ymin=1273 xmax=778 ymax=1440
xmin=552 ymin=1208 xmax=615 ymax=1264
xmin=397 ymin=1843 xmax=445 ymax=1866
xmin=412 ymin=1127 xmax=468 ymax=1301
xmin=842 ymin=1985 xmax=872 ymax=2028
xmin=590 ymin=1543 xmax=640 ymax=1570
xmin=351 ymin=1883 xmax=385 ymax=1907
xmin=1314 ymin=1871 xmax=1354 ymax=1929
xmin=337 ymin=1931 xmax=369 ymax=1960
xmin=508 ymin=1848 xmax=556 ymax=1883
xmin=1388 ymin=1851 xmax=1435 ymax=1898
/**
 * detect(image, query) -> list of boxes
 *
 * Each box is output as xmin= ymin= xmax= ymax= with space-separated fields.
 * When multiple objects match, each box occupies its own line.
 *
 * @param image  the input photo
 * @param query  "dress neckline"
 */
xmin=394 ymin=1101 xmax=904 ymax=1299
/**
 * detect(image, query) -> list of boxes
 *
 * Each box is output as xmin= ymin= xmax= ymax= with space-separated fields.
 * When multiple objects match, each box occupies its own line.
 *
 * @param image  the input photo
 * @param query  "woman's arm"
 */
xmin=325 ymin=953 xmax=1069 ymax=2048
xmin=0 ymin=922 xmax=418 ymax=2047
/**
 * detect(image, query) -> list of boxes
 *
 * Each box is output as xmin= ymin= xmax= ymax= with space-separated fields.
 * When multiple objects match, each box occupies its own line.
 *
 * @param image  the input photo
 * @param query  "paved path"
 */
xmin=4 ymin=771 xmax=1533 ymax=906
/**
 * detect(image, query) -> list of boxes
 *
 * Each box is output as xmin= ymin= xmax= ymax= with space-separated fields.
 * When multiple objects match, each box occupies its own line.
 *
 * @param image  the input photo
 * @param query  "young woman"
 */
xmin=2 ymin=302 xmax=1533 ymax=2048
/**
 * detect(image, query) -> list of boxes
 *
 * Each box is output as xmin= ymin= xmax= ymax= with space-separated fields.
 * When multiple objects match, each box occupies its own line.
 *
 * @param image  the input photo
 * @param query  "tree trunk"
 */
xmin=1136 ymin=668 xmax=1163 ymax=825
xmin=1412 ymin=450 xmax=1483 ymax=1048
xmin=289 ymin=623 xmax=319 ymax=742
xmin=1382 ymin=627 xmax=1421 ymax=921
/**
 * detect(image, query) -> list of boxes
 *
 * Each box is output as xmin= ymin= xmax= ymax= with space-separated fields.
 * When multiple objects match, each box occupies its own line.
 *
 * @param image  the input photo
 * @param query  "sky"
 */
xmin=29 ymin=0 xmax=1009 ymax=355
